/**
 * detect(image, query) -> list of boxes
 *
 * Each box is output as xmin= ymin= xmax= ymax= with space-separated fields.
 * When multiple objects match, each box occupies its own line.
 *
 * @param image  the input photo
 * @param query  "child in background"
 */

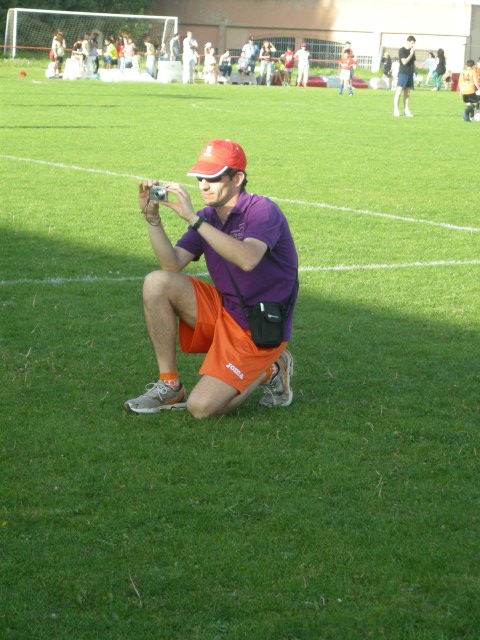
xmin=391 ymin=57 xmax=400 ymax=90
xmin=103 ymin=37 xmax=118 ymax=69
xmin=443 ymin=70 xmax=452 ymax=91
xmin=282 ymin=46 xmax=295 ymax=85
xmin=116 ymin=34 xmax=125 ymax=71
xmin=458 ymin=59 xmax=480 ymax=122
xmin=422 ymin=52 xmax=436 ymax=87
xmin=339 ymin=47 xmax=354 ymax=95
xmin=124 ymin=36 xmax=135 ymax=69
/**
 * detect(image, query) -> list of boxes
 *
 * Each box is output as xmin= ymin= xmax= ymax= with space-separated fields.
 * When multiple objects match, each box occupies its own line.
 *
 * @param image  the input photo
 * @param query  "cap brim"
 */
xmin=187 ymin=163 xmax=229 ymax=179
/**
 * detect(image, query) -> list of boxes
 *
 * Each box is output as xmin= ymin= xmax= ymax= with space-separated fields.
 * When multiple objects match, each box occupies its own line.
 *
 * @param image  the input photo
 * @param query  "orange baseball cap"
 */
xmin=188 ymin=139 xmax=247 ymax=179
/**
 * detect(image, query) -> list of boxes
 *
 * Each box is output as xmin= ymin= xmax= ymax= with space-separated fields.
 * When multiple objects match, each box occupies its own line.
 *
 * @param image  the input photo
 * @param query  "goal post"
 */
xmin=4 ymin=8 xmax=178 ymax=58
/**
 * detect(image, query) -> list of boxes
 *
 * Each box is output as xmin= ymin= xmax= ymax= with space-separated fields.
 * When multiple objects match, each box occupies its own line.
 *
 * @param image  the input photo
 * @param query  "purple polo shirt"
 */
xmin=176 ymin=191 xmax=298 ymax=339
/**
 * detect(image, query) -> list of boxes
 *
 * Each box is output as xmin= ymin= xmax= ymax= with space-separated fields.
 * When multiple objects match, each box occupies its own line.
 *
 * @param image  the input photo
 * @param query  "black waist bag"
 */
xmin=248 ymin=301 xmax=285 ymax=348
xmin=225 ymin=264 xmax=297 ymax=349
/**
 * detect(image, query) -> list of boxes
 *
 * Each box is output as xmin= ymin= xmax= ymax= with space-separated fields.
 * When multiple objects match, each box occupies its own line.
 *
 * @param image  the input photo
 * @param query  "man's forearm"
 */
xmin=147 ymin=221 xmax=184 ymax=272
xmin=193 ymin=217 xmax=266 ymax=272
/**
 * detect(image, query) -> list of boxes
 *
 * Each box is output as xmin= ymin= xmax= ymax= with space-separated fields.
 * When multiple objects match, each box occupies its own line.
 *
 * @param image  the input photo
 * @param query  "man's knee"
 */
xmin=186 ymin=395 xmax=218 ymax=419
xmin=143 ymin=270 xmax=161 ymax=292
xmin=186 ymin=382 xmax=239 ymax=419
xmin=143 ymin=270 xmax=196 ymax=327
xmin=143 ymin=270 xmax=182 ymax=301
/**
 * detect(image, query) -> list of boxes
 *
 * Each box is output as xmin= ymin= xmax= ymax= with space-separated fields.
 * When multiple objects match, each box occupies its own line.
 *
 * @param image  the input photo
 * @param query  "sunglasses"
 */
xmin=196 ymin=175 xmax=225 ymax=183
xmin=196 ymin=169 xmax=240 ymax=183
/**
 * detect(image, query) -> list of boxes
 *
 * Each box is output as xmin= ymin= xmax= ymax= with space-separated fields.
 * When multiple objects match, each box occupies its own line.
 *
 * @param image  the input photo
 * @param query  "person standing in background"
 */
xmin=182 ymin=30 xmax=198 ymax=83
xmin=51 ymin=30 xmax=66 ymax=78
xmin=458 ymin=59 xmax=480 ymax=121
xmin=80 ymin=32 xmax=91 ymax=73
xmin=432 ymin=48 xmax=446 ymax=92
xmin=124 ymin=36 xmax=136 ymax=69
xmin=344 ymin=41 xmax=356 ymax=81
xmin=393 ymin=35 xmax=416 ymax=117
xmin=259 ymin=40 xmax=277 ymax=85
xmin=241 ymin=36 xmax=259 ymax=75
xmin=116 ymin=34 xmax=125 ymax=71
xmin=339 ymin=47 xmax=355 ymax=96
xmin=144 ymin=36 xmax=156 ymax=77
xmin=169 ymin=33 xmax=180 ymax=61
xmin=294 ymin=42 xmax=310 ymax=87
xmin=422 ymin=52 xmax=436 ymax=87
xmin=382 ymin=53 xmax=392 ymax=80
xmin=282 ymin=46 xmax=295 ymax=85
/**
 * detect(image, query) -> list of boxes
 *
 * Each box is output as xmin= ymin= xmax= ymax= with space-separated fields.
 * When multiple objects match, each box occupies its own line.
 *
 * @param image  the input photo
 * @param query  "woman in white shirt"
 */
xmin=144 ymin=37 xmax=156 ymax=77
xmin=259 ymin=40 xmax=277 ymax=85
xmin=203 ymin=46 xmax=220 ymax=84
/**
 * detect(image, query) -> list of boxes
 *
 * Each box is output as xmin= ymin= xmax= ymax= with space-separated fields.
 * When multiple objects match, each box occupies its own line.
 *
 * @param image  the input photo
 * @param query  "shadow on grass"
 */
xmin=1 ymin=226 xmax=479 ymax=639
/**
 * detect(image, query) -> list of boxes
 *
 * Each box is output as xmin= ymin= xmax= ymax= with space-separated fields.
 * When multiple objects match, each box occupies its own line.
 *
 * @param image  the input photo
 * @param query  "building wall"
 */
xmin=150 ymin=0 xmax=477 ymax=71
xmin=469 ymin=4 xmax=480 ymax=60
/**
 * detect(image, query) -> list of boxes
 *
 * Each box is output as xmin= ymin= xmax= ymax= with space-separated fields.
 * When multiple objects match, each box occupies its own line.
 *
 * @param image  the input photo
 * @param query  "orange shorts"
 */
xmin=179 ymin=276 xmax=287 ymax=392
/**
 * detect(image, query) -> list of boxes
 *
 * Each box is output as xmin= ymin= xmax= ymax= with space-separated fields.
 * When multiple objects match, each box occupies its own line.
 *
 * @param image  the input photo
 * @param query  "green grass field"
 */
xmin=1 ymin=60 xmax=479 ymax=639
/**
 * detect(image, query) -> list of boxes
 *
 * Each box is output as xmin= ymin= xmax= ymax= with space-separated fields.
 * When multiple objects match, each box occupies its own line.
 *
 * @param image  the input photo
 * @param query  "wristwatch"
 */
xmin=192 ymin=215 xmax=207 ymax=231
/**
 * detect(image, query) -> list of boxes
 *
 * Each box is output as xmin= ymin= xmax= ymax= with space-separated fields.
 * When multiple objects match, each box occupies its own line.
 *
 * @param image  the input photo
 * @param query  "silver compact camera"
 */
xmin=149 ymin=185 xmax=167 ymax=201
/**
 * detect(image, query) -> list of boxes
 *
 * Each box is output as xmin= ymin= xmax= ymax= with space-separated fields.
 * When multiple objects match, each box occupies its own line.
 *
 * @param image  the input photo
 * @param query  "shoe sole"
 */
xmin=124 ymin=398 xmax=188 ymax=414
xmin=281 ymin=351 xmax=294 ymax=407
xmin=259 ymin=350 xmax=294 ymax=408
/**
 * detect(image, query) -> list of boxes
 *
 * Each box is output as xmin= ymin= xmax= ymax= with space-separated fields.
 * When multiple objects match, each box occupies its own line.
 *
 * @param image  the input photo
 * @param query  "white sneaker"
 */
xmin=393 ymin=108 xmax=400 ymax=117
xmin=124 ymin=381 xmax=187 ymax=413
xmin=405 ymin=110 xmax=414 ymax=117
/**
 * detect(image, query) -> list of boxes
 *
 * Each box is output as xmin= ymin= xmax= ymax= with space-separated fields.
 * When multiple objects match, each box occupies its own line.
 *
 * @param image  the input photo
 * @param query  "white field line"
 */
xmin=1 ymin=260 xmax=479 ymax=287
xmin=274 ymin=197 xmax=480 ymax=233
xmin=1 ymin=154 xmax=479 ymax=234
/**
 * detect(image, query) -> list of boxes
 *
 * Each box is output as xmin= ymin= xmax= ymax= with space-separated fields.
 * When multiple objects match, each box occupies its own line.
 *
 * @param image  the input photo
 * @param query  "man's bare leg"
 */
xmin=142 ymin=270 xmax=197 ymax=373
xmin=187 ymin=373 xmax=265 ymax=419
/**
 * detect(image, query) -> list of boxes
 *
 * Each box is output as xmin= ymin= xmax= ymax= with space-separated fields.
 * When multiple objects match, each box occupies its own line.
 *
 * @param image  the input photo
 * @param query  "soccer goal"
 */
xmin=4 ymin=8 xmax=178 ymax=58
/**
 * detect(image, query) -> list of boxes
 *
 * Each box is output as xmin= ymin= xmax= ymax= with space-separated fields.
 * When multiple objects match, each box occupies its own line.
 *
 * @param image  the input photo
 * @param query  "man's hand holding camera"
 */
xmin=138 ymin=180 xmax=197 ymax=227
xmin=138 ymin=181 xmax=161 ymax=226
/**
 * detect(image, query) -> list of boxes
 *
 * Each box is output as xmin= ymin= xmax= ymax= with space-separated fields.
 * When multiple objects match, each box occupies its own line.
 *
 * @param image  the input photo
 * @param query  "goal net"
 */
xmin=4 ymin=8 xmax=178 ymax=58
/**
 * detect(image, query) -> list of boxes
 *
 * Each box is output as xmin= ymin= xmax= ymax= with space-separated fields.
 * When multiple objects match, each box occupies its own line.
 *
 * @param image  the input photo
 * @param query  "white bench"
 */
xmin=156 ymin=61 xmax=183 ymax=83
xmin=227 ymin=71 xmax=257 ymax=85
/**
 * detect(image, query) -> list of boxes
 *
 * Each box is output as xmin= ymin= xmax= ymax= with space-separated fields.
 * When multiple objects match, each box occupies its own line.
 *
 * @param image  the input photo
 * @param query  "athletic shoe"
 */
xmin=259 ymin=349 xmax=294 ymax=408
xmin=393 ymin=108 xmax=400 ymax=117
xmin=405 ymin=110 xmax=414 ymax=117
xmin=124 ymin=381 xmax=187 ymax=414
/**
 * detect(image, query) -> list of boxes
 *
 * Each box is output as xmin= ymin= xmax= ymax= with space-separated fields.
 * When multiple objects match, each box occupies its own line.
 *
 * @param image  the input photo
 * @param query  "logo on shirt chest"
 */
xmin=230 ymin=222 xmax=245 ymax=240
